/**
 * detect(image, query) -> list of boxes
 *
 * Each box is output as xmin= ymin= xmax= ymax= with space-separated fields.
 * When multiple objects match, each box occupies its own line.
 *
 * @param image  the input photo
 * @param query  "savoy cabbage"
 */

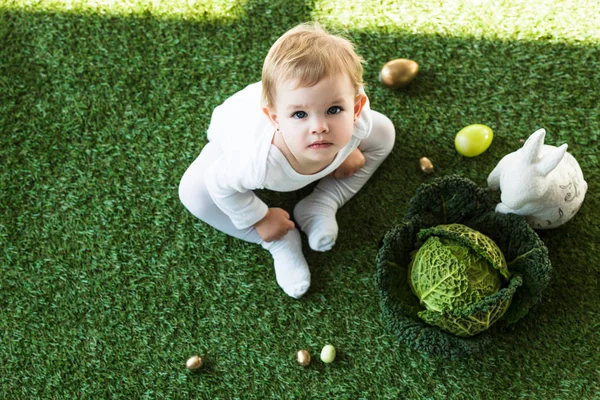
xmin=376 ymin=175 xmax=552 ymax=359
xmin=409 ymin=224 xmax=521 ymax=337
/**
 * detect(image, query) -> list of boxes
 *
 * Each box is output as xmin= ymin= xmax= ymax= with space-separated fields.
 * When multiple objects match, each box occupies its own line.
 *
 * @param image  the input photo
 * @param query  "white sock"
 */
xmin=293 ymin=194 xmax=338 ymax=252
xmin=260 ymin=229 xmax=311 ymax=299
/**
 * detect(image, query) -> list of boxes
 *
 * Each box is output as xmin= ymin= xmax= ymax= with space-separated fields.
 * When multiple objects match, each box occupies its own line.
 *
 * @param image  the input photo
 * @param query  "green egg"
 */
xmin=455 ymin=124 xmax=494 ymax=157
xmin=320 ymin=344 xmax=336 ymax=363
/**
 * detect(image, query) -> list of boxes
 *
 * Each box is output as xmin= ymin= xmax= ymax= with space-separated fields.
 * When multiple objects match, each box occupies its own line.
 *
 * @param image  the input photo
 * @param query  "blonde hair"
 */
xmin=261 ymin=23 xmax=364 ymax=108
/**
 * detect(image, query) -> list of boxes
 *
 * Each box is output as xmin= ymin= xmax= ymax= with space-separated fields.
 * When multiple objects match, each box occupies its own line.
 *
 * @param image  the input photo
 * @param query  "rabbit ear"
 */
xmin=537 ymin=143 xmax=568 ymax=176
xmin=522 ymin=128 xmax=546 ymax=164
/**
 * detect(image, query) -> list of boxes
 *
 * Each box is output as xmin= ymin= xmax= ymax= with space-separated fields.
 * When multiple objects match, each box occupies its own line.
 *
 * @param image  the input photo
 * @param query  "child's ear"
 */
xmin=262 ymin=106 xmax=279 ymax=128
xmin=354 ymin=93 xmax=367 ymax=119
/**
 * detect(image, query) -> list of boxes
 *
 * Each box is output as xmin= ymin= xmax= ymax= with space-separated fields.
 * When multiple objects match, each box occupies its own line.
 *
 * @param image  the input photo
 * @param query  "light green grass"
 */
xmin=315 ymin=0 xmax=600 ymax=44
xmin=1 ymin=0 xmax=599 ymax=398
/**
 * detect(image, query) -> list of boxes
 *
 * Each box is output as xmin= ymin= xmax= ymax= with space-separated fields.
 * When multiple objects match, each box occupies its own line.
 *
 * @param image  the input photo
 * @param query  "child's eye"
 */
xmin=293 ymin=111 xmax=307 ymax=119
xmin=327 ymin=106 xmax=342 ymax=115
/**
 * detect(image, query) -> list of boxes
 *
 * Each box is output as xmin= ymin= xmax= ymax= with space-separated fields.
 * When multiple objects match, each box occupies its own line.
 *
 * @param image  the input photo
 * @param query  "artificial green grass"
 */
xmin=1 ymin=0 xmax=599 ymax=398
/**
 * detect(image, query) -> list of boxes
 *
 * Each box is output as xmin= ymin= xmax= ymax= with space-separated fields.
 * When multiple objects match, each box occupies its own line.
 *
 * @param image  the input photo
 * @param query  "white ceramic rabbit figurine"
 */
xmin=487 ymin=128 xmax=587 ymax=229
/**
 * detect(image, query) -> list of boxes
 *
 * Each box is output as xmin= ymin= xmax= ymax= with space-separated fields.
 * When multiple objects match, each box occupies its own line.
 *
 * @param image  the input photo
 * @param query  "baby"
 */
xmin=179 ymin=23 xmax=395 ymax=298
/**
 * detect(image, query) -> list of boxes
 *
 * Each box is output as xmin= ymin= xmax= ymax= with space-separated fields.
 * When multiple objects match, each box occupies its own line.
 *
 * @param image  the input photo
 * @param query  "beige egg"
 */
xmin=296 ymin=350 xmax=311 ymax=366
xmin=419 ymin=157 xmax=434 ymax=173
xmin=379 ymin=59 xmax=419 ymax=89
xmin=186 ymin=355 xmax=203 ymax=370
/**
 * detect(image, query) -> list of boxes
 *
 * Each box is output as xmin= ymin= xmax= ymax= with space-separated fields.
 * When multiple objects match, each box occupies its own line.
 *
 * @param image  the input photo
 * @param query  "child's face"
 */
xmin=264 ymin=74 xmax=367 ymax=171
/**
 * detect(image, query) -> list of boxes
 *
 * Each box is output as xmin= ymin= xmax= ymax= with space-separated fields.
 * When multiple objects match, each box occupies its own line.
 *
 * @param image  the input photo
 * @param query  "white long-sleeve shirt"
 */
xmin=204 ymin=82 xmax=373 ymax=229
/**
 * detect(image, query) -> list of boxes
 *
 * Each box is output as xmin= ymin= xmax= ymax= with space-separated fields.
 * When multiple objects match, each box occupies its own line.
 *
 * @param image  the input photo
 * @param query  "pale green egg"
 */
xmin=455 ymin=124 xmax=494 ymax=157
xmin=320 ymin=344 xmax=336 ymax=363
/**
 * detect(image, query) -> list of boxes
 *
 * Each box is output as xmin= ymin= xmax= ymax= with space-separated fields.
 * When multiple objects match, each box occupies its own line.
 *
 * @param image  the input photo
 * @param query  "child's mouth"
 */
xmin=308 ymin=141 xmax=333 ymax=149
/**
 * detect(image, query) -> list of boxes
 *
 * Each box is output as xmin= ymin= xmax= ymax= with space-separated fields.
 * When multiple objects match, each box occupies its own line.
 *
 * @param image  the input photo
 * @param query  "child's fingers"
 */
xmin=273 ymin=207 xmax=290 ymax=220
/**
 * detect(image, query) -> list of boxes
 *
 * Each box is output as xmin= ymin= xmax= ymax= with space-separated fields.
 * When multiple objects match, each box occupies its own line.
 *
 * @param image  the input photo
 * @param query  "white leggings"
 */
xmin=179 ymin=110 xmax=396 ymax=245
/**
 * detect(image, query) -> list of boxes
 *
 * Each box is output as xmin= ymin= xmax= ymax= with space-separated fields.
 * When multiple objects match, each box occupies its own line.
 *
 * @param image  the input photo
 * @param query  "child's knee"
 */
xmin=373 ymin=112 xmax=396 ymax=156
xmin=178 ymin=173 xmax=196 ymax=212
xmin=179 ymin=173 xmax=210 ymax=220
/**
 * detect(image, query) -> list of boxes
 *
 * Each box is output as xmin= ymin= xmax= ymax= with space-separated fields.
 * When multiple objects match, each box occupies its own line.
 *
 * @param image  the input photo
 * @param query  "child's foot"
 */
xmin=293 ymin=194 xmax=338 ymax=252
xmin=261 ymin=229 xmax=311 ymax=299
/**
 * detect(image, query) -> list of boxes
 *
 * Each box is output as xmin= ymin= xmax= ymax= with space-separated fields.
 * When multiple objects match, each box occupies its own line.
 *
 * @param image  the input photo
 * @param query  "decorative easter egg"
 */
xmin=186 ymin=355 xmax=203 ymax=370
xmin=296 ymin=350 xmax=311 ymax=366
xmin=379 ymin=59 xmax=419 ymax=89
xmin=455 ymin=124 xmax=494 ymax=157
xmin=320 ymin=344 xmax=336 ymax=363
xmin=419 ymin=157 xmax=434 ymax=173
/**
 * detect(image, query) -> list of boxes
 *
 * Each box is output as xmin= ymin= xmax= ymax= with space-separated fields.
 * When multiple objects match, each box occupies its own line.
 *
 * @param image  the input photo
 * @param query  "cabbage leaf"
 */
xmin=408 ymin=236 xmax=501 ymax=313
xmin=418 ymin=275 xmax=523 ymax=337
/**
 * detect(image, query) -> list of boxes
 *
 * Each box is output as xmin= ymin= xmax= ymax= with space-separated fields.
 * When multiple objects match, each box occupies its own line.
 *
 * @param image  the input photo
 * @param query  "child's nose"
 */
xmin=311 ymin=117 xmax=328 ymax=134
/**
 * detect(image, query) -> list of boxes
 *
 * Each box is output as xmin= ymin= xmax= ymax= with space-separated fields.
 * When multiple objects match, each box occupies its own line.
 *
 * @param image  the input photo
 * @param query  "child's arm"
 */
xmin=333 ymin=148 xmax=365 ymax=180
xmin=205 ymin=154 xmax=271 ymax=230
xmin=207 ymin=159 xmax=294 ymax=241
xmin=206 ymin=158 xmax=293 ymax=241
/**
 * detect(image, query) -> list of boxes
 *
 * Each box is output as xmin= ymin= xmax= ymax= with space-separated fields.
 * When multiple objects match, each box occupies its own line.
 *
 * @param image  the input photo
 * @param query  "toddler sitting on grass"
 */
xmin=179 ymin=23 xmax=395 ymax=298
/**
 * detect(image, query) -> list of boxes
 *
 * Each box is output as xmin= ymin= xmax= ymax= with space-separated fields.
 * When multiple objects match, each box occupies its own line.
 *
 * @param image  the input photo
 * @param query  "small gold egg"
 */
xmin=419 ymin=157 xmax=434 ymax=173
xmin=296 ymin=350 xmax=311 ymax=366
xmin=186 ymin=355 xmax=203 ymax=370
xmin=379 ymin=59 xmax=419 ymax=89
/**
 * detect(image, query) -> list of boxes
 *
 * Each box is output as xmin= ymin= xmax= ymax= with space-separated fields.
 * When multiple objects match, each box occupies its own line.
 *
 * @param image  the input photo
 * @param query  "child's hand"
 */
xmin=333 ymin=148 xmax=365 ymax=180
xmin=254 ymin=208 xmax=295 ymax=242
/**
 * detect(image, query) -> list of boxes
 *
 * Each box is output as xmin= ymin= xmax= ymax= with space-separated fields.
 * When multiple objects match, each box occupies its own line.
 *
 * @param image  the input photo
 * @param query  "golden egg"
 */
xmin=379 ymin=59 xmax=419 ymax=89
xmin=296 ymin=350 xmax=311 ymax=366
xmin=419 ymin=157 xmax=434 ymax=173
xmin=186 ymin=355 xmax=203 ymax=370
